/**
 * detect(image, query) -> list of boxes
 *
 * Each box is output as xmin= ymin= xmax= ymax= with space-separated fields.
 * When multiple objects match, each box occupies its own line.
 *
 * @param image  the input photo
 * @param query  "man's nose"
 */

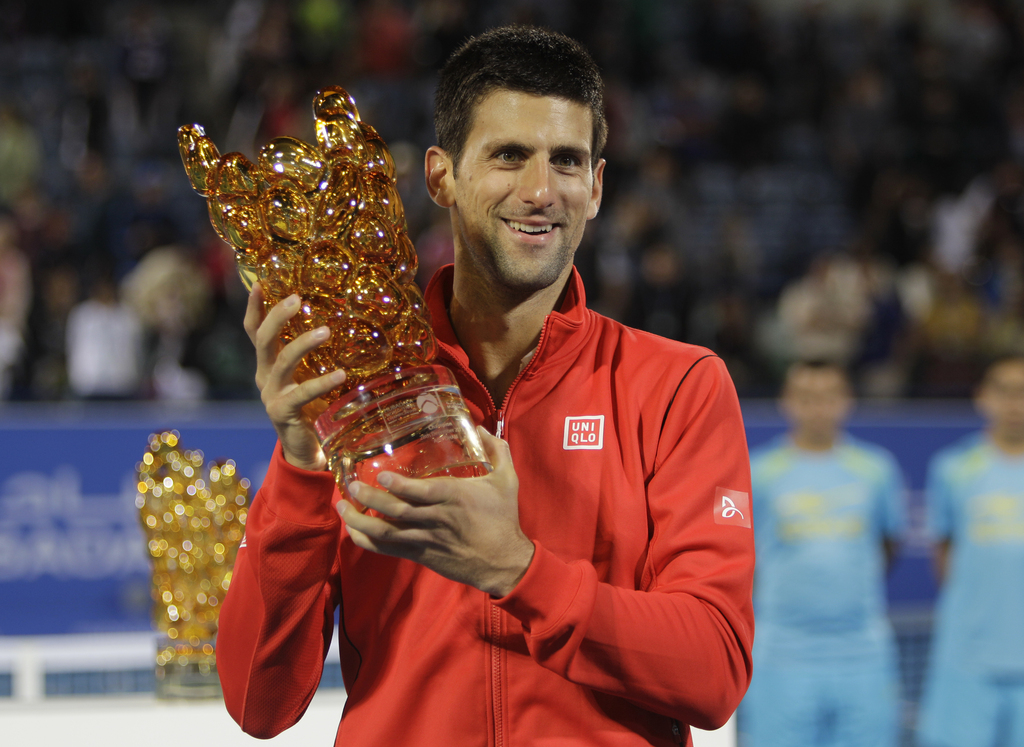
xmin=518 ymin=157 xmax=554 ymax=207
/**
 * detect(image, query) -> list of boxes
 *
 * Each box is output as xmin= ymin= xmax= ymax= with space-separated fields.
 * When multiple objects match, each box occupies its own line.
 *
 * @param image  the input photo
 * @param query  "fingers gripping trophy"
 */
xmin=178 ymin=88 xmax=490 ymax=507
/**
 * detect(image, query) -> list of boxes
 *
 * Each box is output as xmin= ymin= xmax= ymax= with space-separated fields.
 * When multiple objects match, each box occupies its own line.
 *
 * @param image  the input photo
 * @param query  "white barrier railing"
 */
xmin=0 ymin=631 xmax=734 ymax=746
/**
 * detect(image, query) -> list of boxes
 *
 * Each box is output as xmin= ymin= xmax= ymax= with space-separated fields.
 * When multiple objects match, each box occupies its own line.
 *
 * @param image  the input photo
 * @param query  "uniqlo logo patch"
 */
xmin=563 ymin=416 xmax=604 ymax=450
xmin=714 ymin=487 xmax=751 ymax=528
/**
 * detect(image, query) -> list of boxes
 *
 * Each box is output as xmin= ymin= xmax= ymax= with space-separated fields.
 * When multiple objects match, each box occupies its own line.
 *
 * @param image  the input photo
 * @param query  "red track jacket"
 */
xmin=217 ymin=266 xmax=755 ymax=746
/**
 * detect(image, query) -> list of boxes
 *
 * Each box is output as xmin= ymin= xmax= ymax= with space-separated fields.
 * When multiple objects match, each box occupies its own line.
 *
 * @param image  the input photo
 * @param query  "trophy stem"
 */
xmin=155 ymin=636 xmax=221 ymax=700
xmin=314 ymin=365 xmax=491 ymax=506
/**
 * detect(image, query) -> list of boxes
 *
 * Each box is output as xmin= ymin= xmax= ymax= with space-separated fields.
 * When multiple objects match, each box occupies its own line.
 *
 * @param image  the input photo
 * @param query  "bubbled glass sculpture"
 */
xmin=136 ymin=430 xmax=249 ymax=698
xmin=178 ymin=87 xmax=489 ymax=504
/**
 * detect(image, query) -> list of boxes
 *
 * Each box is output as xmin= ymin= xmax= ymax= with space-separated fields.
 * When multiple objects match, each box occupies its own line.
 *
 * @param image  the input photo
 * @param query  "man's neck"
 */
xmin=449 ymin=270 xmax=571 ymax=407
xmin=790 ymin=429 xmax=839 ymax=452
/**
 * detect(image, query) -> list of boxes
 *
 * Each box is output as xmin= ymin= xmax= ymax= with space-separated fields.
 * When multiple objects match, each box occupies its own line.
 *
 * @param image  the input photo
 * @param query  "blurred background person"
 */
xmin=20 ymin=262 xmax=78 ymax=399
xmin=0 ymin=211 xmax=31 ymax=399
xmin=122 ymin=244 xmax=211 ymax=401
xmin=0 ymin=104 xmax=41 ymax=208
xmin=741 ymin=360 xmax=906 ymax=747
xmin=622 ymin=233 xmax=695 ymax=343
xmin=65 ymin=270 xmax=143 ymax=400
xmin=918 ymin=355 xmax=1024 ymax=747
xmin=774 ymin=253 xmax=872 ymax=370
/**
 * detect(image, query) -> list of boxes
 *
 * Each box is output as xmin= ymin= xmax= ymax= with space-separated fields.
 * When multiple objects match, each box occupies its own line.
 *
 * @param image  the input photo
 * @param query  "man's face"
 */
xmin=780 ymin=367 xmax=853 ymax=440
xmin=977 ymin=360 xmax=1024 ymax=436
xmin=437 ymin=89 xmax=604 ymax=298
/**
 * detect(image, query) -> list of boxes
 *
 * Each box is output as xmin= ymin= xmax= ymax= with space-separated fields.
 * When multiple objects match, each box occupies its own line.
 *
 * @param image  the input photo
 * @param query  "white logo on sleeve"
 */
xmin=714 ymin=487 xmax=751 ymax=528
xmin=563 ymin=416 xmax=604 ymax=450
xmin=720 ymin=496 xmax=744 ymax=520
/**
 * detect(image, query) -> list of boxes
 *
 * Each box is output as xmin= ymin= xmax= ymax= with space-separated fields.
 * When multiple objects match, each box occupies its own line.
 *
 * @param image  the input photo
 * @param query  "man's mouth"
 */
xmin=505 ymin=219 xmax=554 ymax=235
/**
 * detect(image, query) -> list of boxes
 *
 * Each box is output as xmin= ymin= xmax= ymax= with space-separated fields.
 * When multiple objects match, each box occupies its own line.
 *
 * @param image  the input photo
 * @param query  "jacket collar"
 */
xmin=423 ymin=264 xmax=591 ymax=379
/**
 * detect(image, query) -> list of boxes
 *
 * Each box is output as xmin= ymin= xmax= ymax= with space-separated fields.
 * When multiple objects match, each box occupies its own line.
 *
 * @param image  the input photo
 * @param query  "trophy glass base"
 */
xmin=154 ymin=637 xmax=221 ymax=700
xmin=315 ymin=365 xmax=491 ymax=505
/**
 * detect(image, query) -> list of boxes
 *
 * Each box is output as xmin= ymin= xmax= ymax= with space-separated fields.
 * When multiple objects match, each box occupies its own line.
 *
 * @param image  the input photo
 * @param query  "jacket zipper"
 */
xmin=671 ymin=719 xmax=684 ymax=744
xmin=439 ymin=312 xmax=555 ymax=747
xmin=490 ymin=602 xmax=504 ymax=747
xmin=437 ymin=309 xmax=554 ymax=437
xmin=491 ymin=316 xmax=552 ymax=437
xmin=485 ymin=328 xmax=550 ymax=747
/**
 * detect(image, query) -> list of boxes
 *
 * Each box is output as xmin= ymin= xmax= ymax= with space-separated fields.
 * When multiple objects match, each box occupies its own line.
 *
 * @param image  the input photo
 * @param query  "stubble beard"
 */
xmin=489 ymin=242 xmax=574 ymax=299
xmin=470 ymin=219 xmax=578 ymax=303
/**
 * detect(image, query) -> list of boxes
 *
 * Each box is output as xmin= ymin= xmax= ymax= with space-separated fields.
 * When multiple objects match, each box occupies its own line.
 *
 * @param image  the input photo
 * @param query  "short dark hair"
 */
xmin=434 ymin=25 xmax=607 ymax=173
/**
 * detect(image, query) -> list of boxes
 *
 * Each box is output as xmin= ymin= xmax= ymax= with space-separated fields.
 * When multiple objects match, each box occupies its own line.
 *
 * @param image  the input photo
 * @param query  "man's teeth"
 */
xmin=507 ymin=220 xmax=552 ymax=234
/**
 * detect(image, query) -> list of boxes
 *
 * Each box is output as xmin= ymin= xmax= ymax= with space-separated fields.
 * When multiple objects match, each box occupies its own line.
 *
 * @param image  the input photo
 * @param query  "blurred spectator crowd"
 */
xmin=3 ymin=0 xmax=1024 ymax=401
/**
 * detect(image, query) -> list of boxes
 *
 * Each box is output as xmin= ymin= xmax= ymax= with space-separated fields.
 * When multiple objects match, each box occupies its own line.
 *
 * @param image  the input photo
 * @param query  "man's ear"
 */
xmin=586 ymin=158 xmax=606 ymax=221
xmin=425 ymin=146 xmax=455 ymax=208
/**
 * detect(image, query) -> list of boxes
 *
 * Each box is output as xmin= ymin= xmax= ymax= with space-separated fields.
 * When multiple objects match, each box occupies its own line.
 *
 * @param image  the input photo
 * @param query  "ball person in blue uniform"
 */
xmin=741 ymin=360 xmax=905 ymax=747
xmin=919 ymin=355 xmax=1024 ymax=747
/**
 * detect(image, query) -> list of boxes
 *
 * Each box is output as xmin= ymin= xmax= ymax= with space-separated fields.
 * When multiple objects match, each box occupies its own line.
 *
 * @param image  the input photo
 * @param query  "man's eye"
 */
xmin=498 ymin=151 xmax=519 ymax=163
xmin=555 ymin=155 xmax=579 ymax=168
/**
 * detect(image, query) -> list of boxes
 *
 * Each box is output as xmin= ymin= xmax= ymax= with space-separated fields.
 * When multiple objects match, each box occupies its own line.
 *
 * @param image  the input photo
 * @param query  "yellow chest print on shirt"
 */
xmin=968 ymin=492 xmax=1024 ymax=544
xmin=776 ymin=485 xmax=868 ymax=542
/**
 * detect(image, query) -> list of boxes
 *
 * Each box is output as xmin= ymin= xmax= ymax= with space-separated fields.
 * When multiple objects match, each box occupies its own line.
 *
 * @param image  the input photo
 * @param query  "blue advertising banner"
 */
xmin=0 ymin=403 xmax=276 ymax=636
xmin=0 ymin=399 xmax=985 ymax=636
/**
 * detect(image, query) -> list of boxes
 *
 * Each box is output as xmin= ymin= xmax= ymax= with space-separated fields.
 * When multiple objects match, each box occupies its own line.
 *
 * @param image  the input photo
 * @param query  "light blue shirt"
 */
xmin=927 ymin=433 xmax=1024 ymax=675
xmin=751 ymin=434 xmax=906 ymax=663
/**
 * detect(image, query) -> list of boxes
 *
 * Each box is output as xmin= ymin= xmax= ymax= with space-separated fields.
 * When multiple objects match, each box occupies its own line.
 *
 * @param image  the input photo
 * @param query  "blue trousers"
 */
xmin=741 ymin=655 xmax=900 ymax=747
xmin=919 ymin=665 xmax=1024 ymax=747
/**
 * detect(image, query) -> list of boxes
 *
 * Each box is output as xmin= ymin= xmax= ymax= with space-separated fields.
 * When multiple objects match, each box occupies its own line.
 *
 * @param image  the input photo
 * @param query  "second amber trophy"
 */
xmin=136 ymin=431 xmax=249 ymax=698
xmin=178 ymin=87 xmax=490 ymax=505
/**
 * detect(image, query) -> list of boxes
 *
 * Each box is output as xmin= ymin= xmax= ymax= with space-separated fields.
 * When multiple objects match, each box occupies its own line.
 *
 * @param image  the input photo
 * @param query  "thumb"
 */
xmin=477 ymin=426 xmax=513 ymax=473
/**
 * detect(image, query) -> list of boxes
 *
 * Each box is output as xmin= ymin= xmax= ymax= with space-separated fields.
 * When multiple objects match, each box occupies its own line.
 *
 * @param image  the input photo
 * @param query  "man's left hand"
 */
xmin=338 ymin=427 xmax=535 ymax=598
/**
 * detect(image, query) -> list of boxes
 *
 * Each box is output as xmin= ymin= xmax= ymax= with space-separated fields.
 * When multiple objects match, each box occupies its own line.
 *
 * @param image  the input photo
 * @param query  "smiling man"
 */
xmin=216 ymin=26 xmax=755 ymax=747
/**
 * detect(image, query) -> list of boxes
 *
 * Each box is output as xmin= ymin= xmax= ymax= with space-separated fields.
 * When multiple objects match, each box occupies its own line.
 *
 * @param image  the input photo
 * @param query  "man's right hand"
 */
xmin=244 ymin=283 xmax=347 ymax=472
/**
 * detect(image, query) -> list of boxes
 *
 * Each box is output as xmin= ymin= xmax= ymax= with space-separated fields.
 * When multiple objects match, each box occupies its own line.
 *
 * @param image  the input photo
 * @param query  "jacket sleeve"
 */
xmin=494 ymin=355 xmax=755 ymax=730
xmin=216 ymin=442 xmax=342 ymax=738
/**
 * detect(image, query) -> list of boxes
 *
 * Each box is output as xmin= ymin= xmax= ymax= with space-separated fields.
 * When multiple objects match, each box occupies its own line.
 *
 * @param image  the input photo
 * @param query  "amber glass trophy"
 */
xmin=178 ymin=87 xmax=489 ymax=507
xmin=136 ymin=431 xmax=249 ymax=698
